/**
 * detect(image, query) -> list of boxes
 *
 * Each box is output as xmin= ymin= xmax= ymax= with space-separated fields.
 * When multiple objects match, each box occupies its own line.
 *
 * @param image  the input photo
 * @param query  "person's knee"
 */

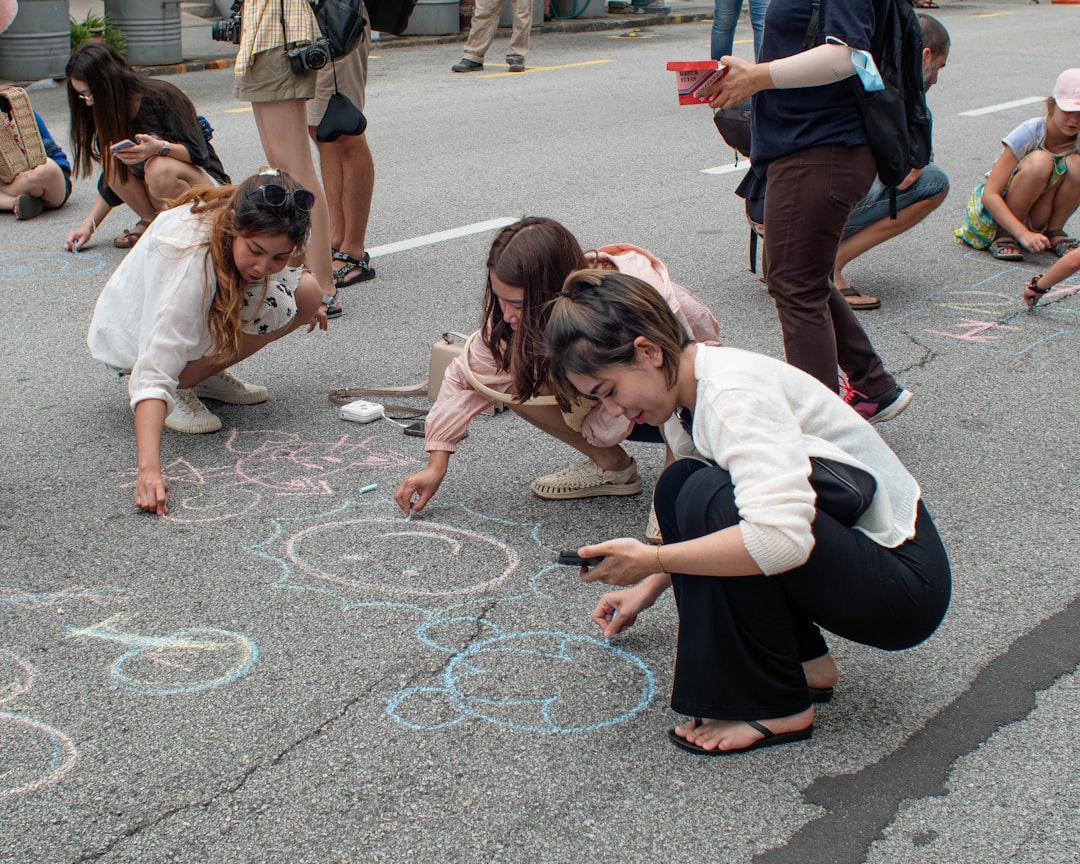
xmin=655 ymin=461 xmax=738 ymax=541
xmin=143 ymin=159 xmax=184 ymax=199
xmin=1015 ymin=150 xmax=1054 ymax=183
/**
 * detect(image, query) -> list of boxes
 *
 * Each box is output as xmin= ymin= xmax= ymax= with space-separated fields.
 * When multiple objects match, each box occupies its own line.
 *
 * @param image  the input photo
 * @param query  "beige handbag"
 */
xmin=329 ymin=332 xmax=505 ymax=416
xmin=0 ymin=86 xmax=46 ymax=182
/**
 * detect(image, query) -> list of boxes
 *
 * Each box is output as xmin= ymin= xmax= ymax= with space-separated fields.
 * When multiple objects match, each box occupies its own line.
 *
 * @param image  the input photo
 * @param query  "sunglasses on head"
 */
xmin=258 ymin=182 xmax=316 ymax=212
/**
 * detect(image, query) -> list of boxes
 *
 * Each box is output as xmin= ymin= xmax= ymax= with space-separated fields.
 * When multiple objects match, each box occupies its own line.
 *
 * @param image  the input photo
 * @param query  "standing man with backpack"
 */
xmin=834 ymin=13 xmax=951 ymax=310
xmin=701 ymin=0 xmax=925 ymax=424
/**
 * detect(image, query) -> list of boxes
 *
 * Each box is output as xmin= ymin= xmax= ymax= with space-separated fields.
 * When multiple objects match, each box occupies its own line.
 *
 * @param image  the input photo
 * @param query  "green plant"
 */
xmin=70 ymin=11 xmax=128 ymax=55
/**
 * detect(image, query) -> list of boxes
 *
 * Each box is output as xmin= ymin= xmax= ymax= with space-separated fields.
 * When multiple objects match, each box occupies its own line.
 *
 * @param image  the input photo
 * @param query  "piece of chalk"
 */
xmin=405 ymin=509 xmax=413 ymax=522
xmin=359 ymin=483 xmax=378 ymax=494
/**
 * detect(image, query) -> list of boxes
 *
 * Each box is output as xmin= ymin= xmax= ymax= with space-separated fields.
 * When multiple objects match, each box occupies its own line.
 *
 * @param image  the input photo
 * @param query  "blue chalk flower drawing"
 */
xmin=387 ymin=621 xmax=655 ymax=733
xmin=0 ymin=250 xmax=108 ymax=278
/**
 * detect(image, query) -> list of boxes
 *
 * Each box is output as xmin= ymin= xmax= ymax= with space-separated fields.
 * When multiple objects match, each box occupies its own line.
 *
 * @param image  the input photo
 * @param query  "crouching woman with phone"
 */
xmin=544 ymin=270 xmax=951 ymax=756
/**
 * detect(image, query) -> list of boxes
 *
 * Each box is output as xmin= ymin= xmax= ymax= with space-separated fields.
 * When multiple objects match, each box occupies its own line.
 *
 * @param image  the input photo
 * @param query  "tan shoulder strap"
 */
xmin=459 ymin=332 xmax=559 ymax=406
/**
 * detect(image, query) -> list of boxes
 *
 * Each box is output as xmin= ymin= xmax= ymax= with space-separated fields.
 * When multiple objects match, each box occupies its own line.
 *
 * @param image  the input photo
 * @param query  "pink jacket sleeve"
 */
xmin=423 ymin=331 xmax=511 ymax=454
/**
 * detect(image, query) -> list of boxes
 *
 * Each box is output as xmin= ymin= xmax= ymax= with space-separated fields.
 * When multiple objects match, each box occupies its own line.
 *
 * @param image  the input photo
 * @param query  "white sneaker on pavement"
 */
xmin=194 ymin=370 xmax=268 ymax=405
xmin=165 ymin=389 xmax=222 ymax=434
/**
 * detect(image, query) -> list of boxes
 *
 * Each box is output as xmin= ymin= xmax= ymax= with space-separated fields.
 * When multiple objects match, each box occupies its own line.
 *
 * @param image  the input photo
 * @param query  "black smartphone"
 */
xmin=557 ymin=551 xmax=605 ymax=568
xmin=403 ymin=420 xmax=425 ymax=438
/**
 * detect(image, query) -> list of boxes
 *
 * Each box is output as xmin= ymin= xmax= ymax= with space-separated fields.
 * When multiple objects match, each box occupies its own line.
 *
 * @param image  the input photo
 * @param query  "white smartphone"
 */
xmin=110 ymin=139 xmax=136 ymax=152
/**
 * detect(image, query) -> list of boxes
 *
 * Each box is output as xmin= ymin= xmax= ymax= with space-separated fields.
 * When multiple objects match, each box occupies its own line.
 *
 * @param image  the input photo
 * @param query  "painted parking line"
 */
xmin=367 ymin=218 xmax=518 ymax=259
xmin=477 ymin=59 xmax=614 ymax=78
xmin=960 ymin=96 xmax=1044 ymax=117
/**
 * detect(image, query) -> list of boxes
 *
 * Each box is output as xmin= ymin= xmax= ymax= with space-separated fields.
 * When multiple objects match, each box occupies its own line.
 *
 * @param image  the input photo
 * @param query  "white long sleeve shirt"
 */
xmin=663 ymin=346 xmax=921 ymax=575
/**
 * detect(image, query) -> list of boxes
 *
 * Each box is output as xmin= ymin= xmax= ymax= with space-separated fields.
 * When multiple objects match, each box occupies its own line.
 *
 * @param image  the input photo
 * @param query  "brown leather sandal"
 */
xmin=839 ymin=285 xmax=881 ymax=310
xmin=114 ymin=219 xmax=150 ymax=249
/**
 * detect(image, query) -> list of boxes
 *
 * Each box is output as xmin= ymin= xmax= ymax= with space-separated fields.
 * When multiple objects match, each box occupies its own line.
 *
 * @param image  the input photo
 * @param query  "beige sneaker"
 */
xmin=165 ymin=389 xmax=222 ymax=434
xmin=530 ymin=458 xmax=642 ymax=500
xmin=194 ymin=370 xmax=268 ymax=405
xmin=646 ymin=504 xmax=662 ymax=544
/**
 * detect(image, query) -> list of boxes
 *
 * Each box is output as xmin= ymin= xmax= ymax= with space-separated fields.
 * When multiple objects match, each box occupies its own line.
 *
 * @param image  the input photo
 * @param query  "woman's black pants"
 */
xmin=654 ymin=459 xmax=951 ymax=721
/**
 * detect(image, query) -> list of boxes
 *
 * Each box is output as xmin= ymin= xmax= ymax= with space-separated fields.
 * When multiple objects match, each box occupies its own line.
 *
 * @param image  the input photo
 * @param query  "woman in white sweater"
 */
xmin=544 ymin=270 xmax=950 ymax=756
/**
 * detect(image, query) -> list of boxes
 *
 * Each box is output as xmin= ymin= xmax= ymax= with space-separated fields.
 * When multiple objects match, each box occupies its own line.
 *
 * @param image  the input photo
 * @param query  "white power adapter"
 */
xmin=339 ymin=400 xmax=384 ymax=424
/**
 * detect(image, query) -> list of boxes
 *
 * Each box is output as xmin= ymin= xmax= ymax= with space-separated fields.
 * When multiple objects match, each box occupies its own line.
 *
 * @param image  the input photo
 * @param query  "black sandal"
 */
xmin=333 ymin=250 xmax=376 ymax=288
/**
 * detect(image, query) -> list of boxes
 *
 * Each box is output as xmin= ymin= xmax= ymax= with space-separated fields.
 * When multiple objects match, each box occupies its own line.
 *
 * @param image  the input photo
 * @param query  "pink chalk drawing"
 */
xmin=925 ymin=318 xmax=1024 ymax=344
xmin=118 ymin=428 xmax=420 ymax=523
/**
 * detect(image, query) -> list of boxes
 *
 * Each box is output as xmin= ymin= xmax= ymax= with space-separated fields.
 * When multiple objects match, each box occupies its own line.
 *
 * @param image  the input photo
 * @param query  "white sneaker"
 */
xmin=194 ymin=370 xmax=268 ymax=405
xmin=165 ymin=389 xmax=222 ymax=434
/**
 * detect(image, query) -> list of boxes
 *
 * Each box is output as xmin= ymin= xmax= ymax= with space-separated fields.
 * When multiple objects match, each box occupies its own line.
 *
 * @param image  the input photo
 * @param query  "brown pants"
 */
xmin=763 ymin=143 xmax=894 ymax=397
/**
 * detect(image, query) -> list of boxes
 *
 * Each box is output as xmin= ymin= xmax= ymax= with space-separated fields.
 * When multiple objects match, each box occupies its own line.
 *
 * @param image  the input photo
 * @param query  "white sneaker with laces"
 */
xmin=165 ymin=389 xmax=222 ymax=434
xmin=194 ymin=370 xmax=268 ymax=405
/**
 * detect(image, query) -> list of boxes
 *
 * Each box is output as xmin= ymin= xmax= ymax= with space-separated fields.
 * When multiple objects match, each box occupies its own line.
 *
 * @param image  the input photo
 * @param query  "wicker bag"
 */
xmin=0 ymin=86 xmax=46 ymax=181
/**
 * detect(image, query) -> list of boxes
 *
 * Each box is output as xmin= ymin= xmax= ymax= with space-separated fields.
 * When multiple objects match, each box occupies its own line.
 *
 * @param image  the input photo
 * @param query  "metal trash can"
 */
xmin=403 ymin=0 xmax=459 ymax=35
xmin=0 ymin=0 xmax=71 ymax=81
xmin=104 ymin=0 xmax=183 ymax=66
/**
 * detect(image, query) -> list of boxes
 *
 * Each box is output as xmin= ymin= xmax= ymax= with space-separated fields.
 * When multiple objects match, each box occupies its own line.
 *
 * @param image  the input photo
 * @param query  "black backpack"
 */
xmin=847 ymin=0 xmax=933 ymax=213
xmin=308 ymin=0 xmax=367 ymax=57
xmin=362 ymin=0 xmax=418 ymax=35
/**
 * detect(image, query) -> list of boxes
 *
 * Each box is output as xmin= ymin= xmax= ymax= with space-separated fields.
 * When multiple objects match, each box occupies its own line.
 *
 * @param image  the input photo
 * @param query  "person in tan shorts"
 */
xmin=307 ymin=17 xmax=375 ymax=316
xmin=234 ymin=0 xmax=339 ymax=317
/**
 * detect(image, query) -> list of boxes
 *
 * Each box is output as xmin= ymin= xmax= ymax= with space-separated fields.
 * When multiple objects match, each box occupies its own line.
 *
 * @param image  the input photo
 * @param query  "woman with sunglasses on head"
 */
xmin=544 ymin=271 xmax=950 ymax=756
xmin=88 ymin=171 xmax=328 ymax=517
xmin=62 ymin=43 xmax=229 ymax=253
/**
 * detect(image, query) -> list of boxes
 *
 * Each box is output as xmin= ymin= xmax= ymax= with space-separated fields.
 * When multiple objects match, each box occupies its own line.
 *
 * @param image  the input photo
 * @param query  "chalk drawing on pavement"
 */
xmin=0 ymin=250 xmax=108 ymax=279
xmin=870 ymin=263 xmax=1080 ymax=356
xmin=0 ymin=585 xmax=131 ymax=609
xmin=387 ymin=623 xmax=655 ymax=733
xmin=119 ymin=428 xmax=420 ymax=523
xmin=66 ymin=614 xmax=258 ymax=695
xmin=247 ymin=499 xmax=562 ymax=615
xmin=0 ymin=651 xmax=77 ymax=798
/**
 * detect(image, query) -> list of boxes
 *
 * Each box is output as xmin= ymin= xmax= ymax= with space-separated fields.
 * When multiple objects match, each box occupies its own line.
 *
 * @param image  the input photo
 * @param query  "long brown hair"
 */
xmin=65 ymin=43 xmax=203 ymax=186
xmin=480 ymin=217 xmax=589 ymax=402
xmin=171 ymin=172 xmax=313 ymax=363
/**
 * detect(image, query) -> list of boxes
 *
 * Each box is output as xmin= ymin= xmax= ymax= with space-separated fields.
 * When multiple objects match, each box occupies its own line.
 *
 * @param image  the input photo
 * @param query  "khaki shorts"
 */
xmin=235 ymin=47 xmax=317 ymax=103
xmin=306 ymin=26 xmax=370 ymax=126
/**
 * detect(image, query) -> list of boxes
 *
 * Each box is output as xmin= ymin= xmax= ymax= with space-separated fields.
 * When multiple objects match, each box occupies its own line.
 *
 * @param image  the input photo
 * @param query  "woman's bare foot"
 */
xmin=802 ymin=653 xmax=838 ymax=691
xmin=672 ymin=706 xmax=815 ymax=753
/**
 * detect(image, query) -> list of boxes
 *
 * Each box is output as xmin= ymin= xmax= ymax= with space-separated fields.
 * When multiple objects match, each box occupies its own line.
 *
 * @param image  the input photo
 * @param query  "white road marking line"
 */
xmin=960 ymin=97 xmax=1044 ymax=117
xmin=366 ymin=218 xmax=518 ymax=259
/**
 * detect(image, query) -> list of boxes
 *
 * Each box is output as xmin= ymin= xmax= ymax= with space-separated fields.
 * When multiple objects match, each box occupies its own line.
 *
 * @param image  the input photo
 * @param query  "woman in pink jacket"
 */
xmin=393 ymin=217 xmax=721 ymax=540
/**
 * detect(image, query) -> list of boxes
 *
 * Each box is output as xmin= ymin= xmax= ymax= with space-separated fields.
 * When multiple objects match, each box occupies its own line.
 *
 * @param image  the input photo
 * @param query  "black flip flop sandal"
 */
xmin=667 ymin=717 xmax=814 ymax=756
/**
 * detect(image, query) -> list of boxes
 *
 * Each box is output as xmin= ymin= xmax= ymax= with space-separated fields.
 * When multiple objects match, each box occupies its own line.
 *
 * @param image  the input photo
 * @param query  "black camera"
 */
xmin=211 ymin=0 xmax=243 ymax=45
xmin=287 ymin=39 xmax=333 ymax=73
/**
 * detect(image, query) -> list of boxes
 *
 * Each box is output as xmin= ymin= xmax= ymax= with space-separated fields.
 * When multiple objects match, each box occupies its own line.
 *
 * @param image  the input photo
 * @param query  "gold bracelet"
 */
xmin=655 ymin=543 xmax=667 ymax=574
